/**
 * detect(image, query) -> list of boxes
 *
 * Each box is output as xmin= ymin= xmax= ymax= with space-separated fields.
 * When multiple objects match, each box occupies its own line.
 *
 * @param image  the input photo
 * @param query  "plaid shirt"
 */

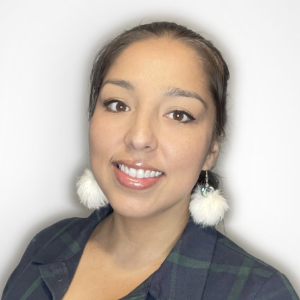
xmin=2 ymin=205 xmax=299 ymax=300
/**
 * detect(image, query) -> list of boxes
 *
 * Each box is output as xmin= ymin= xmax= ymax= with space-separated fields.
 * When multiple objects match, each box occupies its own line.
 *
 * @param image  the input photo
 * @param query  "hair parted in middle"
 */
xmin=88 ymin=21 xmax=230 ymax=140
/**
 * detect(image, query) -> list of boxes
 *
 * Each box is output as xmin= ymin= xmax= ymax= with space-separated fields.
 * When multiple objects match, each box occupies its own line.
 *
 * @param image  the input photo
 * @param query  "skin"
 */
xmin=63 ymin=37 xmax=220 ymax=300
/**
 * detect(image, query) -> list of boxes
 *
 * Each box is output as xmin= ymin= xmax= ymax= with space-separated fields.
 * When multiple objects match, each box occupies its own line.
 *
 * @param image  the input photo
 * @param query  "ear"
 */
xmin=202 ymin=139 xmax=220 ymax=170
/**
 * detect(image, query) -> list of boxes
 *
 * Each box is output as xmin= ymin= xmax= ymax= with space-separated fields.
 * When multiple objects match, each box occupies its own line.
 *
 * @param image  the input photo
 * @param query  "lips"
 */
xmin=113 ymin=162 xmax=164 ymax=190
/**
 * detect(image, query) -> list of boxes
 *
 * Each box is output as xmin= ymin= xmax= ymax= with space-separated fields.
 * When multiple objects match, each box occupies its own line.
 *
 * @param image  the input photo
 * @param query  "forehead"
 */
xmin=104 ymin=38 xmax=209 ymax=94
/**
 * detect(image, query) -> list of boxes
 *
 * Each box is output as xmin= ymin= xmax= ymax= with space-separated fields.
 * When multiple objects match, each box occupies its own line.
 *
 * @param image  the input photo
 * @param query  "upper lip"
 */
xmin=113 ymin=160 xmax=163 ymax=173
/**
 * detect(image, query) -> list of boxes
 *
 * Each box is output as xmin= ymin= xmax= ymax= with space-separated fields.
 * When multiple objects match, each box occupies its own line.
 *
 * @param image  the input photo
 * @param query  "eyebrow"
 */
xmin=164 ymin=87 xmax=207 ymax=108
xmin=102 ymin=79 xmax=207 ymax=108
xmin=102 ymin=79 xmax=134 ymax=90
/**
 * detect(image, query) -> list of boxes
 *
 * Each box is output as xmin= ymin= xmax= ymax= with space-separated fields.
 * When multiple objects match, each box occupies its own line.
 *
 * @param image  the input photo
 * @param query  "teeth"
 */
xmin=136 ymin=169 xmax=144 ymax=178
xmin=129 ymin=168 xmax=136 ymax=177
xmin=117 ymin=164 xmax=162 ymax=178
xmin=124 ymin=166 xmax=129 ymax=175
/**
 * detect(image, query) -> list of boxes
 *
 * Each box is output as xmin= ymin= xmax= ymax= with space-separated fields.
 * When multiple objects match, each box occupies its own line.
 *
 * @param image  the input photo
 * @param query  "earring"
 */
xmin=76 ymin=169 xmax=109 ymax=209
xmin=189 ymin=171 xmax=229 ymax=227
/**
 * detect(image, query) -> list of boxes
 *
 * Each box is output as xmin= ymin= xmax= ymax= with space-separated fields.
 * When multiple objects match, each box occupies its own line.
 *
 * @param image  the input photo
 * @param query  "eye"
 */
xmin=103 ymin=100 xmax=130 ymax=112
xmin=166 ymin=110 xmax=195 ymax=123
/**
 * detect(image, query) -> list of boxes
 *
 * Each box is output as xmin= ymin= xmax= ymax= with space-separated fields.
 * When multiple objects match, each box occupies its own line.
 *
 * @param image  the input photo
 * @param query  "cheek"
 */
xmin=163 ymin=131 xmax=211 ymax=175
xmin=89 ymin=115 xmax=122 ymax=156
xmin=89 ymin=132 xmax=109 ymax=173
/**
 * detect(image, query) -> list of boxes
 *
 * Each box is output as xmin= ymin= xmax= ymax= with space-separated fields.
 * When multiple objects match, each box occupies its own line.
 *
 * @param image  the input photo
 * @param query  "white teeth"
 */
xmin=136 ymin=169 xmax=144 ymax=178
xmin=117 ymin=164 xmax=162 ymax=179
xmin=124 ymin=166 xmax=129 ymax=174
xmin=129 ymin=168 xmax=137 ymax=177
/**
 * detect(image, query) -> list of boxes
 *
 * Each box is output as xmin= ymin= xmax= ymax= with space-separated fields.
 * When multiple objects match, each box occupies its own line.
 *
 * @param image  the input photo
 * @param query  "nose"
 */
xmin=124 ymin=109 xmax=158 ymax=151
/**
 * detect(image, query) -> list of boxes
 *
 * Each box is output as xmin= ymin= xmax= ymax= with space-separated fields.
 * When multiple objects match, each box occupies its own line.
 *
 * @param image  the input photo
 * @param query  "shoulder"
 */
xmin=204 ymin=231 xmax=299 ymax=299
xmin=23 ymin=216 xmax=85 ymax=259
xmin=2 ymin=215 xmax=88 ymax=299
xmin=214 ymin=231 xmax=273 ymax=269
xmin=2 ymin=207 xmax=113 ymax=300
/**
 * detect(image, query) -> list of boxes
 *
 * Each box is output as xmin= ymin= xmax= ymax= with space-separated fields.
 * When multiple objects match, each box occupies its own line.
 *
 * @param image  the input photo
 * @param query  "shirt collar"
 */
xmin=33 ymin=206 xmax=217 ymax=300
xmin=33 ymin=205 xmax=113 ymax=264
xmin=148 ymin=220 xmax=217 ymax=300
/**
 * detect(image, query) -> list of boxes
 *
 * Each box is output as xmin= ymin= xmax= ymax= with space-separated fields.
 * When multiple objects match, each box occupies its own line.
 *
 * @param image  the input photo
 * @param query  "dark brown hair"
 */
xmin=89 ymin=21 xmax=229 ymax=139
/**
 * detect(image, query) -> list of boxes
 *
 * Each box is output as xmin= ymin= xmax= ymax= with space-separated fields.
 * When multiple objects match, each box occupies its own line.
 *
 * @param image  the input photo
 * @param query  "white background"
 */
xmin=1 ymin=0 xmax=299 ymax=296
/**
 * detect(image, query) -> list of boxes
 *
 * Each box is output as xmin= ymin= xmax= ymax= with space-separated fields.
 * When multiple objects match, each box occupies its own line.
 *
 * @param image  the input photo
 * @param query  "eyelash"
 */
xmin=102 ymin=100 xmax=195 ymax=123
xmin=102 ymin=99 xmax=130 ymax=112
xmin=165 ymin=110 xmax=195 ymax=123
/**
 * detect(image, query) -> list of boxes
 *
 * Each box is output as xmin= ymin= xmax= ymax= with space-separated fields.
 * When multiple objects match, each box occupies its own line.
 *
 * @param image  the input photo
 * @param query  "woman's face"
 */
xmin=89 ymin=38 xmax=219 ymax=219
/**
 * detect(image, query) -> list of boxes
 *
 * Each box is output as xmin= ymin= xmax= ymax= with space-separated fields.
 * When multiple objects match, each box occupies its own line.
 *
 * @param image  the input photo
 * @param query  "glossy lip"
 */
xmin=113 ymin=161 xmax=164 ymax=190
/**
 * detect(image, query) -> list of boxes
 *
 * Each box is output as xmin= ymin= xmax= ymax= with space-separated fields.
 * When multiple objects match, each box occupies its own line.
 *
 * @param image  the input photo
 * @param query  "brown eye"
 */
xmin=116 ymin=102 xmax=127 ymax=111
xmin=173 ymin=111 xmax=184 ymax=121
xmin=104 ymin=100 xmax=130 ymax=112
xmin=166 ymin=110 xmax=195 ymax=123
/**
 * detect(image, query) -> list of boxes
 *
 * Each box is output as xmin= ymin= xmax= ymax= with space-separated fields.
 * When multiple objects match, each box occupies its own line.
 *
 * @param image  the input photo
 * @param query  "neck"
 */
xmin=93 ymin=201 xmax=190 ymax=266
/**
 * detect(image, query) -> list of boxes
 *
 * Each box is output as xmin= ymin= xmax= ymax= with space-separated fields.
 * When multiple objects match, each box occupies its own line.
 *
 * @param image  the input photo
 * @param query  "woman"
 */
xmin=2 ymin=22 xmax=299 ymax=300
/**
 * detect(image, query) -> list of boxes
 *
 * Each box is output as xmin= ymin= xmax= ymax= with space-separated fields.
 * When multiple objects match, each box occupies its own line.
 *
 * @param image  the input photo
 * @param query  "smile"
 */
xmin=117 ymin=163 xmax=163 ymax=178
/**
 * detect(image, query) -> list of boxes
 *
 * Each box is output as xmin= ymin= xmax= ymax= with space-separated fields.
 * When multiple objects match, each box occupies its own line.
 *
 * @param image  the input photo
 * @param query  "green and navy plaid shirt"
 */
xmin=2 ymin=205 xmax=299 ymax=300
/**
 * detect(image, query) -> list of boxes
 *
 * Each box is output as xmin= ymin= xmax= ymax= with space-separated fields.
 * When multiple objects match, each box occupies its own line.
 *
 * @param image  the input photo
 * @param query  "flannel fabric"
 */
xmin=2 ymin=205 xmax=299 ymax=300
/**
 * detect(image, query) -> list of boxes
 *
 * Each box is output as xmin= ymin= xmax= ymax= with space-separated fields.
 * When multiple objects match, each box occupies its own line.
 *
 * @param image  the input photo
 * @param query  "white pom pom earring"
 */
xmin=76 ymin=168 xmax=228 ymax=224
xmin=76 ymin=169 xmax=109 ymax=209
xmin=189 ymin=170 xmax=229 ymax=227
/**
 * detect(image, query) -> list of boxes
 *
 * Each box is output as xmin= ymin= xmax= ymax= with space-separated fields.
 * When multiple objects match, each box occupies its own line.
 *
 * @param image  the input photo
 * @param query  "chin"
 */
xmin=108 ymin=192 xmax=189 ymax=221
xmin=109 ymin=198 xmax=156 ymax=219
